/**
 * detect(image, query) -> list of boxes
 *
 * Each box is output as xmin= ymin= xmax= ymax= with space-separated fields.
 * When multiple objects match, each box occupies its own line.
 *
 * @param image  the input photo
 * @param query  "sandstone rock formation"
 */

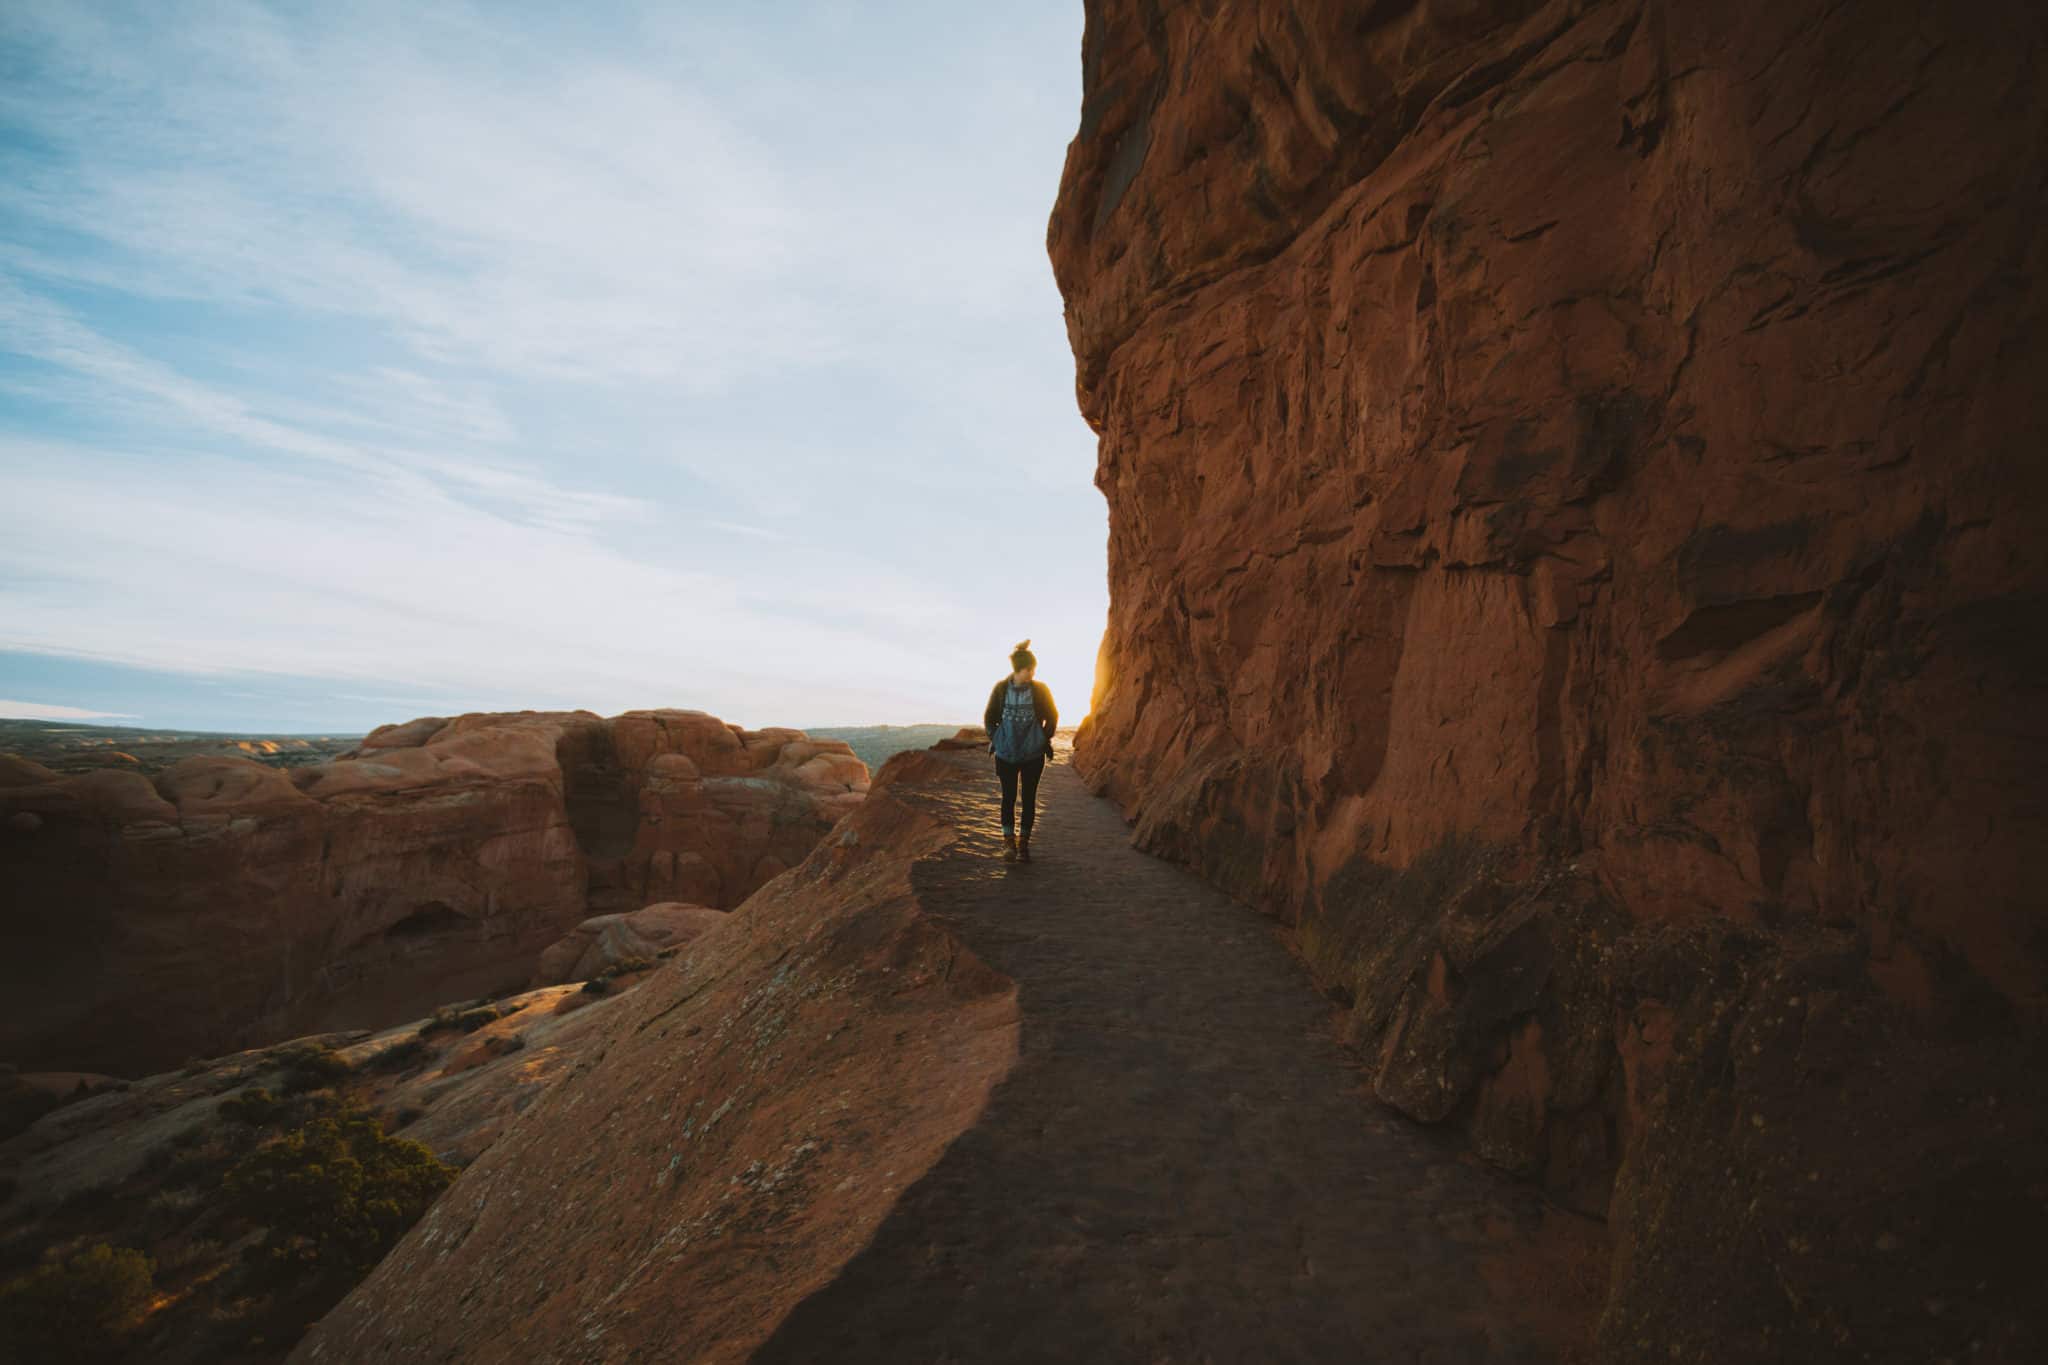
xmin=290 ymin=749 xmax=1019 ymax=1364
xmin=531 ymin=901 xmax=729 ymax=985
xmin=0 ymin=710 xmax=868 ymax=1076
xmin=0 ymin=973 xmax=665 ymax=1363
xmin=1053 ymin=1 xmax=2046 ymax=1359
xmin=0 ymin=982 xmax=633 ymax=1215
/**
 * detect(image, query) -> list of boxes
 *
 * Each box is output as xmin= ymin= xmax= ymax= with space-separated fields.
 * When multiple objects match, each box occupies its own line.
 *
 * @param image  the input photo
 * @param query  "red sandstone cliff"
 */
xmin=1053 ymin=1 xmax=2045 ymax=1359
xmin=0 ymin=710 xmax=868 ymax=1076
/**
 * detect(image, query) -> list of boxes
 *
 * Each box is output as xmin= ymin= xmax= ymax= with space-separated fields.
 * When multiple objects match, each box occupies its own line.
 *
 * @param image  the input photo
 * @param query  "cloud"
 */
xmin=0 ymin=1 xmax=833 ymax=391
xmin=704 ymin=520 xmax=785 ymax=541
xmin=0 ymin=1 xmax=1107 ymax=728
xmin=0 ymin=698 xmax=141 ymax=721
xmin=0 ymin=431 xmax=990 ymax=724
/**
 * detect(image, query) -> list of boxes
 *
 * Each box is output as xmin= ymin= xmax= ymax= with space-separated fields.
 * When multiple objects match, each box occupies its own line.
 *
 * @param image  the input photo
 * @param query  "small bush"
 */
xmin=582 ymin=954 xmax=659 ymax=997
xmin=145 ymin=1187 xmax=202 ymax=1219
xmin=0 ymin=1243 xmax=155 ymax=1362
xmin=421 ymin=1007 xmax=499 ymax=1036
xmin=275 ymin=1044 xmax=352 ymax=1094
xmin=219 ymin=1087 xmax=286 ymax=1126
xmin=225 ymin=1108 xmax=455 ymax=1269
xmin=153 ymin=1236 xmax=223 ymax=1277
xmin=370 ymin=1035 xmax=432 ymax=1073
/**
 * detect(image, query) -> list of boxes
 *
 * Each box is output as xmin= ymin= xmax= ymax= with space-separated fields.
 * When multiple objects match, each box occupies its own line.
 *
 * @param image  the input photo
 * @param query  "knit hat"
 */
xmin=1009 ymin=639 xmax=1036 ymax=671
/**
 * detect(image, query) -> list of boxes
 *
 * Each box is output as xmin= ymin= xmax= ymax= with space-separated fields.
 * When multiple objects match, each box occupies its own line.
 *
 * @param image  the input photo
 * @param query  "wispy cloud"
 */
xmin=705 ymin=520 xmax=785 ymax=541
xmin=0 ymin=1 xmax=1108 ymax=728
xmin=1 ymin=2 xmax=832 ymax=390
xmin=0 ymin=698 xmax=141 ymax=721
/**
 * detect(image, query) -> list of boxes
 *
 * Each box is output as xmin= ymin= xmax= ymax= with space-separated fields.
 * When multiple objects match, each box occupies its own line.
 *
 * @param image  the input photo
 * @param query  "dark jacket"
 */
xmin=985 ymin=677 xmax=1058 ymax=760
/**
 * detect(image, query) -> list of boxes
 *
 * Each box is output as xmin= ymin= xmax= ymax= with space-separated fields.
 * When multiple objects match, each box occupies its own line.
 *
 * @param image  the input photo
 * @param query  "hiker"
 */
xmin=984 ymin=639 xmax=1058 ymax=862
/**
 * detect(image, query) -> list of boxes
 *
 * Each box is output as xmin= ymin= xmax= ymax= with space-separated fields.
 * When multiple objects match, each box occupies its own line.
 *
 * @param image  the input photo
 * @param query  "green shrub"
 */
xmin=0 ymin=1243 xmax=155 ymax=1362
xmin=582 ymin=954 xmax=660 ymax=996
xmin=219 ymin=1087 xmax=286 ymax=1126
xmin=275 ymin=1043 xmax=352 ymax=1094
xmin=420 ymin=1007 xmax=499 ymax=1036
xmin=370 ymin=1034 xmax=431 ymax=1072
xmin=225 ymin=1109 xmax=454 ymax=1268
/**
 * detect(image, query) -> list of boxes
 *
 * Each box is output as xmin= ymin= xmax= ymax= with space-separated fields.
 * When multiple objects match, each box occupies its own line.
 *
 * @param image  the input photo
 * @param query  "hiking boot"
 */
xmin=1017 ymin=833 xmax=1032 ymax=863
xmin=1002 ymin=831 xmax=1018 ymax=862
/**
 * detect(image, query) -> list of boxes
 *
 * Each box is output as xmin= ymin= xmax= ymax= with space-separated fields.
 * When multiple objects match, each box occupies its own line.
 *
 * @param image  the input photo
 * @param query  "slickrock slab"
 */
xmin=295 ymin=752 xmax=1580 ymax=1363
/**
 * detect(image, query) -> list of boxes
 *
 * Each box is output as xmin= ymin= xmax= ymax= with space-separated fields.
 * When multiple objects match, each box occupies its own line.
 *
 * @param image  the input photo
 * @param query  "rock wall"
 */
xmin=1054 ymin=1 xmax=2046 ymax=1359
xmin=0 ymin=710 xmax=868 ymax=1075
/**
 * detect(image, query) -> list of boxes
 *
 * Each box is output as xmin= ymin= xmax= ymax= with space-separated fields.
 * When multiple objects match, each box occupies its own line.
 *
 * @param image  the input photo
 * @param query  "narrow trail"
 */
xmin=754 ymin=748 xmax=1581 ymax=1364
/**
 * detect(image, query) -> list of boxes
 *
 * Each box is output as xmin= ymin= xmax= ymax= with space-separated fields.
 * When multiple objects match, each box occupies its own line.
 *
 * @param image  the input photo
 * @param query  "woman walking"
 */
xmin=984 ymin=639 xmax=1058 ymax=862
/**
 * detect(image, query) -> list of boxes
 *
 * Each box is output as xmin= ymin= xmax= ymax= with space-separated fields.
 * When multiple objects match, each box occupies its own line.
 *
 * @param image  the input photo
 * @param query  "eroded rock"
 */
xmin=0 ymin=709 xmax=869 ymax=1074
xmin=1056 ymin=0 xmax=2048 ymax=1357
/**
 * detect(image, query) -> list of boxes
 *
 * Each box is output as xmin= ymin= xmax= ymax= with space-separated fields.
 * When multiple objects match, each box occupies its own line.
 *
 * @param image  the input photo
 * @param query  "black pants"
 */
xmin=995 ymin=754 xmax=1045 ymax=836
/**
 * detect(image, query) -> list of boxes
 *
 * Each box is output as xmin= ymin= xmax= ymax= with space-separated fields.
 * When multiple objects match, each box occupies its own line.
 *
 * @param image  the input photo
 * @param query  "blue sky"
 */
xmin=0 ymin=1 xmax=1104 ymax=733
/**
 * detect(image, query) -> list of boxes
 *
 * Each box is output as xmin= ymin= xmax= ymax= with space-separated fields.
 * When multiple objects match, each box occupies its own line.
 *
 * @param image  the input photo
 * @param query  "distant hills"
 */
xmin=802 ymin=723 xmax=977 ymax=774
xmin=0 ymin=717 xmax=361 ymax=776
xmin=0 ymin=716 xmax=987 ymax=781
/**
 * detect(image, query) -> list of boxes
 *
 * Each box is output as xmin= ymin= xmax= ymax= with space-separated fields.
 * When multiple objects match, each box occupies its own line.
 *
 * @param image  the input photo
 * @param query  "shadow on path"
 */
xmin=753 ymin=751 xmax=1572 ymax=1363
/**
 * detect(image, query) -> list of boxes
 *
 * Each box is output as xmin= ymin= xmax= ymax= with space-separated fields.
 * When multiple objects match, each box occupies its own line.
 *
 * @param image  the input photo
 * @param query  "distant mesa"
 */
xmin=0 ymin=708 xmax=871 ymax=1076
xmin=0 ymin=717 xmax=358 ymax=778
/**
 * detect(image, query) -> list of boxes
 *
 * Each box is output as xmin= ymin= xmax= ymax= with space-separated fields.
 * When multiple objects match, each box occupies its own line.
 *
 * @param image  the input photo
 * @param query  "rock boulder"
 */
xmin=531 ymin=902 xmax=730 ymax=985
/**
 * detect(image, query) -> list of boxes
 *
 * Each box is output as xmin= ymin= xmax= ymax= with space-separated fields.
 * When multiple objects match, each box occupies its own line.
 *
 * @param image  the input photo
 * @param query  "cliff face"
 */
xmin=1055 ymin=0 xmax=2046 ymax=1357
xmin=0 ymin=709 xmax=868 ymax=1075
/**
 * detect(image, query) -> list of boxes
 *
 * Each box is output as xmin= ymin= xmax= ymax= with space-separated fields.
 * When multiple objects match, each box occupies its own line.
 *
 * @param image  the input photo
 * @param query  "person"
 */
xmin=984 ymin=639 xmax=1058 ymax=862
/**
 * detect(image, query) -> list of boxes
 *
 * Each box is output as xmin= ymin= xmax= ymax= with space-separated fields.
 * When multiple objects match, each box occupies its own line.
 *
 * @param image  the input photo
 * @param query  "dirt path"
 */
xmin=752 ymin=750 xmax=1591 ymax=1363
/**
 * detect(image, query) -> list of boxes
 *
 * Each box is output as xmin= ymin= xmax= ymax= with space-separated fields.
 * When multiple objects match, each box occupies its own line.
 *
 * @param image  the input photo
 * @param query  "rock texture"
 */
xmin=1054 ymin=1 xmax=2047 ymax=1360
xmin=0 ymin=975 xmax=667 ymax=1365
xmin=0 ymin=710 xmax=868 ymax=1075
xmin=531 ymin=901 xmax=729 ymax=985
xmin=0 ymin=982 xmax=640 ymax=1218
xmin=290 ymin=749 xmax=1020 ymax=1365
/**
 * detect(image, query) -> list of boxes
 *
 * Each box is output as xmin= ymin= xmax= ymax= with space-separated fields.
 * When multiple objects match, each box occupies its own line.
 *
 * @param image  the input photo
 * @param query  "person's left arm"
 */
xmin=1037 ymin=684 xmax=1059 ymax=758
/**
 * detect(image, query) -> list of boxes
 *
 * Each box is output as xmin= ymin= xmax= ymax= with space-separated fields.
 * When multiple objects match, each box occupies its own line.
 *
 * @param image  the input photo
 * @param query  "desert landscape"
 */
xmin=0 ymin=719 xmax=359 ymax=778
xmin=3 ymin=0 xmax=2043 ymax=1362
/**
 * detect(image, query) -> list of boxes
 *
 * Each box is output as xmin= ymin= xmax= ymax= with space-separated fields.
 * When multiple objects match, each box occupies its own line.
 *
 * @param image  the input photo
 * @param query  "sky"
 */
xmin=0 ymin=0 xmax=1105 ymax=734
